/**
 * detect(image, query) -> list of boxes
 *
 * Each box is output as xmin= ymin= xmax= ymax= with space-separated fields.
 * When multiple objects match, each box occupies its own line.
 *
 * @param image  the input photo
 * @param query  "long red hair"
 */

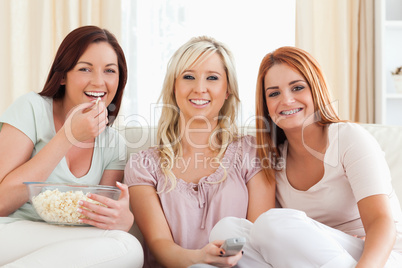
xmin=255 ymin=46 xmax=341 ymax=182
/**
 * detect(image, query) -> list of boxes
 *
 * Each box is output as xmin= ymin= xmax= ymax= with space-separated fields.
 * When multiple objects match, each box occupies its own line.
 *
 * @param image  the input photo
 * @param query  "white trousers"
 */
xmin=210 ymin=208 xmax=402 ymax=268
xmin=0 ymin=220 xmax=144 ymax=268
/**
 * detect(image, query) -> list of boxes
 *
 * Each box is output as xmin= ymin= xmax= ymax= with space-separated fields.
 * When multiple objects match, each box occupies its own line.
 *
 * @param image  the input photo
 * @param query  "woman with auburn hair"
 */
xmin=125 ymin=36 xmax=274 ymax=268
xmin=210 ymin=46 xmax=402 ymax=267
xmin=0 ymin=25 xmax=143 ymax=267
xmin=250 ymin=46 xmax=402 ymax=267
xmin=255 ymin=46 xmax=340 ymax=172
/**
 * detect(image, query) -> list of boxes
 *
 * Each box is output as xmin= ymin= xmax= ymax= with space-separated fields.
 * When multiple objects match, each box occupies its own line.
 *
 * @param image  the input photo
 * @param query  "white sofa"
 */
xmin=120 ymin=124 xmax=402 ymax=242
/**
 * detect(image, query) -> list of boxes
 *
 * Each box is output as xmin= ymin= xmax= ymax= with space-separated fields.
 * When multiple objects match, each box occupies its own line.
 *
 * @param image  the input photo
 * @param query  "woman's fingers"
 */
xmin=77 ymin=197 xmax=118 ymax=229
xmin=77 ymin=182 xmax=134 ymax=231
xmin=199 ymin=241 xmax=243 ymax=267
xmin=64 ymin=101 xmax=109 ymax=143
xmin=116 ymin=181 xmax=130 ymax=201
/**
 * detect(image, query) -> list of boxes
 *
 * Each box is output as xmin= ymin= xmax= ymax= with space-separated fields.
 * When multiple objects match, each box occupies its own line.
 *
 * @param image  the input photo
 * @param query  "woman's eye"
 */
xmin=105 ymin=69 xmax=116 ymax=73
xmin=183 ymin=75 xmax=194 ymax=80
xmin=79 ymin=68 xmax=90 ymax=72
xmin=267 ymin=91 xmax=279 ymax=98
xmin=293 ymin=85 xmax=305 ymax=91
xmin=207 ymin=76 xmax=218 ymax=81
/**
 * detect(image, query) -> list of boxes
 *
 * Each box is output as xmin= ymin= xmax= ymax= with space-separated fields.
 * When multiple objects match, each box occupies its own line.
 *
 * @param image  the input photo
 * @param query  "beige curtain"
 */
xmin=0 ymin=0 xmax=121 ymax=115
xmin=296 ymin=0 xmax=375 ymax=123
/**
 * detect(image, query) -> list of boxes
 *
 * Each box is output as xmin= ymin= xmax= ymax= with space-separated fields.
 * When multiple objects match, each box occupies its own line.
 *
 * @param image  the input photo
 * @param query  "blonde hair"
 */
xmin=157 ymin=36 xmax=240 ymax=192
xmin=255 ymin=46 xmax=342 ymax=181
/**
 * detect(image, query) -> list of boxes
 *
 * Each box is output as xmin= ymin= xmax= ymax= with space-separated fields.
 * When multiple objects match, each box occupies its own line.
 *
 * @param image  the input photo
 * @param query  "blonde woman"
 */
xmin=125 ymin=36 xmax=274 ymax=268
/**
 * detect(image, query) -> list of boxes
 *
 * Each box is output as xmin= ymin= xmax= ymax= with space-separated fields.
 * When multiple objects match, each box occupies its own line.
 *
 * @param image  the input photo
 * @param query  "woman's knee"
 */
xmin=106 ymin=230 xmax=144 ymax=268
xmin=251 ymin=208 xmax=307 ymax=247
xmin=256 ymin=208 xmax=306 ymax=227
xmin=210 ymin=217 xmax=252 ymax=242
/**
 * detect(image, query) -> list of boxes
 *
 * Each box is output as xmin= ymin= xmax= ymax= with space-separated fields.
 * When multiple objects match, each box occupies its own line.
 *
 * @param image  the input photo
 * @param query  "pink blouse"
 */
xmin=124 ymin=135 xmax=261 ymax=267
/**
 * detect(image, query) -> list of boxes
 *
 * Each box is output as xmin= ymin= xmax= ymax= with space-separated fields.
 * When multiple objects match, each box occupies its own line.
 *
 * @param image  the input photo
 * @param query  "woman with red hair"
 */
xmin=212 ymin=46 xmax=402 ymax=267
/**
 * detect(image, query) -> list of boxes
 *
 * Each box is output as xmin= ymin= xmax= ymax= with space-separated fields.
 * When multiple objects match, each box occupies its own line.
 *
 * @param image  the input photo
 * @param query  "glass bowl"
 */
xmin=24 ymin=182 xmax=121 ymax=226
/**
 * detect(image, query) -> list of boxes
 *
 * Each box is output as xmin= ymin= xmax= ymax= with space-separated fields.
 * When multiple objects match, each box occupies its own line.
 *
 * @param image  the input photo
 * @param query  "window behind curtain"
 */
xmin=119 ymin=0 xmax=295 ymax=127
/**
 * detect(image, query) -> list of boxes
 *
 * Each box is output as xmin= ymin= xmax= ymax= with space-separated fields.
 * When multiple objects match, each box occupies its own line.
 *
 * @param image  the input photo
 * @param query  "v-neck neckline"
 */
xmin=50 ymin=98 xmax=97 ymax=179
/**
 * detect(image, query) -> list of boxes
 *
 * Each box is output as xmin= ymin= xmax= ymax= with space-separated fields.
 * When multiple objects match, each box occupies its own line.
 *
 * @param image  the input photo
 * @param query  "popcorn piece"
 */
xmin=32 ymin=189 xmax=105 ymax=224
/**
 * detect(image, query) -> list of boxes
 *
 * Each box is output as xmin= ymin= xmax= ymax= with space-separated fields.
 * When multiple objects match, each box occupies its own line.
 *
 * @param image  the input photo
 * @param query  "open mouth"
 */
xmin=280 ymin=108 xmax=302 ymax=115
xmin=85 ymin=92 xmax=106 ymax=98
xmin=189 ymin=99 xmax=210 ymax=106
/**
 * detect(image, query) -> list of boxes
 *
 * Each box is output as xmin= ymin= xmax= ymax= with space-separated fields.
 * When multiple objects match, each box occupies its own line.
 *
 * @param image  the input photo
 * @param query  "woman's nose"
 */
xmin=91 ymin=71 xmax=105 ymax=87
xmin=193 ymin=80 xmax=207 ymax=93
xmin=281 ymin=91 xmax=295 ymax=105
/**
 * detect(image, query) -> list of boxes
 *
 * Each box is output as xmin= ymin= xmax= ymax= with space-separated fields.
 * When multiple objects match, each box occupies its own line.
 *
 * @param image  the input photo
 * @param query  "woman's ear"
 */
xmin=60 ymin=77 xmax=66 ymax=85
xmin=225 ymin=90 xmax=229 ymax=99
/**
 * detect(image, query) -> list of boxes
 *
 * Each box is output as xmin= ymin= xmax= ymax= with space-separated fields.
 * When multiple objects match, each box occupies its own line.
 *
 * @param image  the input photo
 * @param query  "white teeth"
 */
xmin=190 ymin=99 xmax=210 ymax=105
xmin=281 ymin=108 xmax=302 ymax=115
xmin=85 ymin=92 xmax=105 ymax=97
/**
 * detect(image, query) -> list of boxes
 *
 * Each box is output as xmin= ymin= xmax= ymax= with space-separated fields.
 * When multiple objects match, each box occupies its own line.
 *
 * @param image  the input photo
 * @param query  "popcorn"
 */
xmin=32 ymin=189 xmax=104 ymax=224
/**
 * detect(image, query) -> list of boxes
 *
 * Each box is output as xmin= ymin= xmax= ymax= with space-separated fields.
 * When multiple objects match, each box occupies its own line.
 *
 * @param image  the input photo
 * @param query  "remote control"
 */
xmin=220 ymin=237 xmax=246 ymax=257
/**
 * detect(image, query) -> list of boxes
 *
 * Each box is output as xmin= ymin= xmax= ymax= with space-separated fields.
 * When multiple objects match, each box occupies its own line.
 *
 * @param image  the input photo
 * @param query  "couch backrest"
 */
xmin=120 ymin=124 xmax=402 ymax=207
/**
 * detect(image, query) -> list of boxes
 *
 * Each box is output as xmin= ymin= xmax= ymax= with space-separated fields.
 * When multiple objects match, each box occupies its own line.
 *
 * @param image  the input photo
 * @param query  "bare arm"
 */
xmin=356 ymin=194 xmax=396 ymax=268
xmin=0 ymin=101 xmax=107 ymax=216
xmin=99 ymin=169 xmax=124 ymax=185
xmin=0 ymin=123 xmax=73 ymax=215
xmin=246 ymin=170 xmax=276 ymax=222
xmin=129 ymin=185 xmax=242 ymax=267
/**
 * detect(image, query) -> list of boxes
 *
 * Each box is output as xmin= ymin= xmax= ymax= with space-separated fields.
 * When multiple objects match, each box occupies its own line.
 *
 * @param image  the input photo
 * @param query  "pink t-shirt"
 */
xmin=124 ymin=135 xmax=262 ymax=267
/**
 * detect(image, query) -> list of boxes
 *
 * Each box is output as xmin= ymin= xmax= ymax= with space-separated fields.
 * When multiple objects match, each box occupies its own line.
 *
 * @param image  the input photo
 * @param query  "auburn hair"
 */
xmin=39 ymin=25 xmax=127 ymax=125
xmin=255 ymin=46 xmax=341 ymax=181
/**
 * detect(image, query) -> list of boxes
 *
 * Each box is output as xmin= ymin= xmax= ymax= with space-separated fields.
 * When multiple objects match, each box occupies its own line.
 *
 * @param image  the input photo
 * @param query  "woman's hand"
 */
xmin=62 ymin=101 xmax=108 ymax=145
xmin=77 ymin=181 xmax=134 ymax=231
xmin=195 ymin=240 xmax=243 ymax=267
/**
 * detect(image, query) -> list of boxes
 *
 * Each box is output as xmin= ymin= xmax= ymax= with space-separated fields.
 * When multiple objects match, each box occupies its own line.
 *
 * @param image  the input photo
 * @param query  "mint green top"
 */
xmin=0 ymin=92 xmax=126 ymax=223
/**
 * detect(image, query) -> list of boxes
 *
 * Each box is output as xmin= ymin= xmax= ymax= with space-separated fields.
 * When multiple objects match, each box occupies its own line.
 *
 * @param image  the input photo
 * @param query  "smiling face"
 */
xmin=61 ymin=42 xmax=119 ymax=110
xmin=264 ymin=63 xmax=315 ymax=131
xmin=174 ymin=52 xmax=228 ymax=123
